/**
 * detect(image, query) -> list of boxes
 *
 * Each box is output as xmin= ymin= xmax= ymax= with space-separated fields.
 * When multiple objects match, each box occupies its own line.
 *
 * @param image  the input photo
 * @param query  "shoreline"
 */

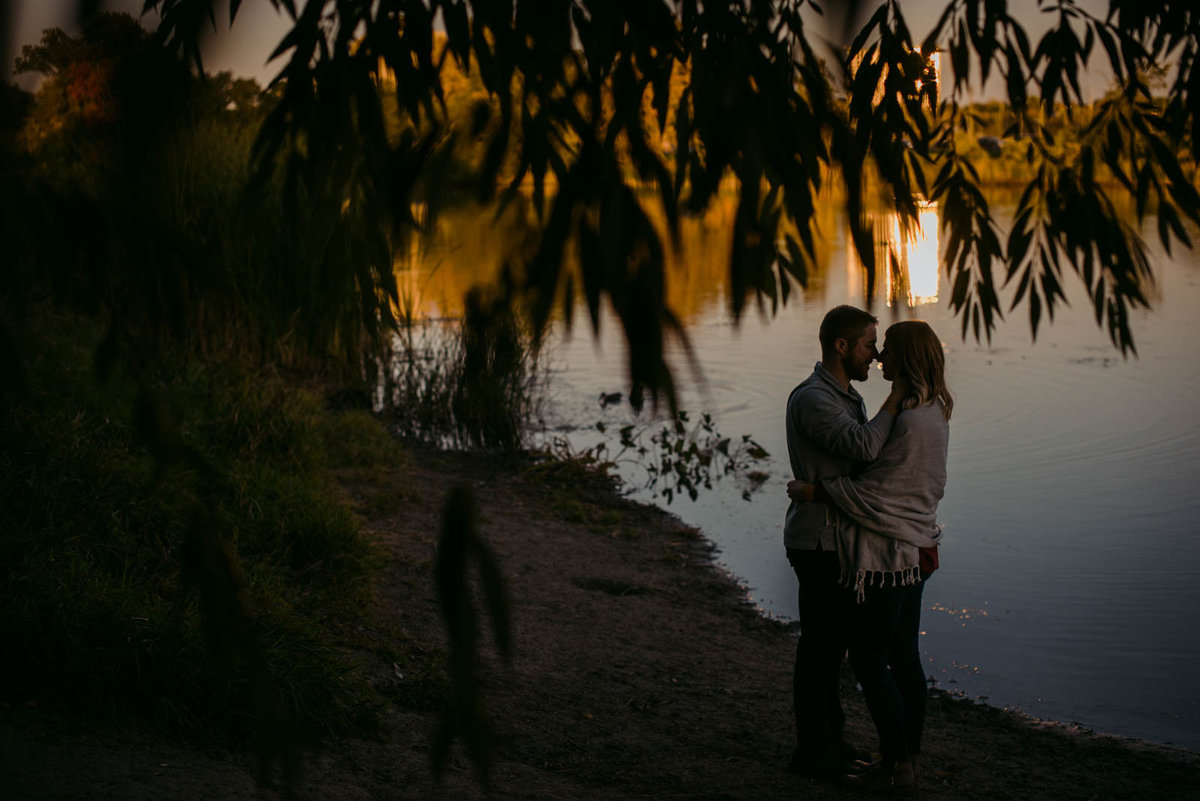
xmin=721 ymin=560 xmax=1198 ymax=758
xmin=697 ymin=528 xmax=1200 ymax=760
xmin=3 ymin=447 xmax=1197 ymax=799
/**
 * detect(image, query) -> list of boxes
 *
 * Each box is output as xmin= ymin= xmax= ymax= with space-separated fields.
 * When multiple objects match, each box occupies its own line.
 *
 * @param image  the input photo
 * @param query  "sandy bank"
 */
xmin=3 ymin=448 xmax=1198 ymax=800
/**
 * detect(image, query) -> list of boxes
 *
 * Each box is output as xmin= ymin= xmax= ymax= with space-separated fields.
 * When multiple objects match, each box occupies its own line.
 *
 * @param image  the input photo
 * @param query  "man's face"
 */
xmin=840 ymin=323 xmax=879 ymax=382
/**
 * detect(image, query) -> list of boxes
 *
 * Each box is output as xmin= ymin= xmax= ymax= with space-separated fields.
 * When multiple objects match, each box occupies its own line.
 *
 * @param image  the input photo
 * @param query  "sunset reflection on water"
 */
xmin=842 ymin=201 xmax=941 ymax=311
xmin=887 ymin=202 xmax=941 ymax=308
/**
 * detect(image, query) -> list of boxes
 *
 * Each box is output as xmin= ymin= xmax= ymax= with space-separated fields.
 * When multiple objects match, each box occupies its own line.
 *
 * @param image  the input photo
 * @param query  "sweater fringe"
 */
xmin=842 ymin=565 xmax=922 ymax=604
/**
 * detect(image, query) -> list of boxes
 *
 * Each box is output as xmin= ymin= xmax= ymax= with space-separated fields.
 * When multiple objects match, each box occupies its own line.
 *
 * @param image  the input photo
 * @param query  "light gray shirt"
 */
xmin=784 ymin=362 xmax=895 ymax=550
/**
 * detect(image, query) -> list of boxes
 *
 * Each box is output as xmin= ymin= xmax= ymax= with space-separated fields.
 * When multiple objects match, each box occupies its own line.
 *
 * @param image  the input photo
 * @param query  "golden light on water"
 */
xmin=389 ymin=192 xmax=839 ymax=324
xmin=845 ymin=201 xmax=941 ymax=310
xmin=391 ymin=191 xmax=940 ymax=323
xmin=885 ymin=201 xmax=941 ymax=308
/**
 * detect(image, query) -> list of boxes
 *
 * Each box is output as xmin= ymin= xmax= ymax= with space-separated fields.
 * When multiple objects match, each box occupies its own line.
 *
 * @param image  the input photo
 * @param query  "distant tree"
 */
xmin=16 ymin=13 xmax=155 ymax=144
xmin=16 ymin=14 xmax=267 ymax=137
xmin=13 ymin=11 xmax=199 ymax=206
xmin=189 ymin=70 xmax=268 ymax=125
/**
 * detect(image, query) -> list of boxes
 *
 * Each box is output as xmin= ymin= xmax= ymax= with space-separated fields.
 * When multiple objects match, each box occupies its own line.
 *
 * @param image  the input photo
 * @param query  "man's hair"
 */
xmin=818 ymin=305 xmax=877 ymax=355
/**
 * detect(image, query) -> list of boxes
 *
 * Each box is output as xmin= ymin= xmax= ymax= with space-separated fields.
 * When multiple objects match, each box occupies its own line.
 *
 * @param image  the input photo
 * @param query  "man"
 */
xmin=784 ymin=305 xmax=905 ymax=780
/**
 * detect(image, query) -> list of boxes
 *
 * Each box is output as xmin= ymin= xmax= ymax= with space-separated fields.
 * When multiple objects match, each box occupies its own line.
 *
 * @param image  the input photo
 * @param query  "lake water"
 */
xmin=403 ymin=195 xmax=1200 ymax=751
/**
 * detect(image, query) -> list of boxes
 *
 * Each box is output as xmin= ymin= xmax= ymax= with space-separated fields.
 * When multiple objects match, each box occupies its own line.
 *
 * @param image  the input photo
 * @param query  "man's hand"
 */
xmin=882 ymin=375 xmax=911 ymax=415
xmin=787 ymin=480 xmax=816 ymax=503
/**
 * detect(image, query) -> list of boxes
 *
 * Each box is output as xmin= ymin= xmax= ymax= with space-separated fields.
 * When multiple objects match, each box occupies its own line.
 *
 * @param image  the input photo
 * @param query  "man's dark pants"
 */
xmin=787 ymin=545 xmax=848 ymax=756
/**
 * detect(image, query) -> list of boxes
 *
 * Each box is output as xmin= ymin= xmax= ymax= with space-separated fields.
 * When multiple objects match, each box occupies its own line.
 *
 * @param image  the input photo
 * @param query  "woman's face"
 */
xmin=879 ymin=339 xmax=897 ymax=381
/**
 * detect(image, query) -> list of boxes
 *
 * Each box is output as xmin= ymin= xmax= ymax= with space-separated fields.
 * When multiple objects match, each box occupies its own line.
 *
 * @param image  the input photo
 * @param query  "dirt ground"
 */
xmin=3 ymin=448 xmax=1199 ymax=800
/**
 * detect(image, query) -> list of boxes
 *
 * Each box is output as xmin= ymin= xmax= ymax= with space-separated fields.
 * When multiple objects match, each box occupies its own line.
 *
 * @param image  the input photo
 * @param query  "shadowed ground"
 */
xmin=3 ymin=448 xmax=1197 ymax=800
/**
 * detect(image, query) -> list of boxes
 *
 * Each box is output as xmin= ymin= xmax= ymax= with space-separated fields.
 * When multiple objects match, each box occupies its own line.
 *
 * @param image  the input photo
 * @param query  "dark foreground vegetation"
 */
xmin=5 ymin=1 xmax=1200 ymax=795
xmin=0 ymin=308 xmax=396 ymax=742
xmin=4 ymin=443 xmax=1200 ymax=799
xmin=1 ymin=10 xmax=539 ymax=780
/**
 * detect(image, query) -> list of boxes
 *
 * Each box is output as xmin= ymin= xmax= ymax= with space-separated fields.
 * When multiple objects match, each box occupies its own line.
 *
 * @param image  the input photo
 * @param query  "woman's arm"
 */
xmin=821 ymin=407 xmax=948 ymax=543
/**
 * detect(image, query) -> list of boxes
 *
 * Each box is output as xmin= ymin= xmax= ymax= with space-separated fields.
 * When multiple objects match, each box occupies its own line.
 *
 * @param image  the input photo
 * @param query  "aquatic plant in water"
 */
xmin=551 ymin=409 xmax=770 ymax=504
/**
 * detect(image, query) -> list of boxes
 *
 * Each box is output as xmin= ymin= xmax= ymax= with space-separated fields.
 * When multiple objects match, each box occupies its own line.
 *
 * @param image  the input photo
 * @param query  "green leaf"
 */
xmin=1029 ymin=288 xmax=1043 ymax=341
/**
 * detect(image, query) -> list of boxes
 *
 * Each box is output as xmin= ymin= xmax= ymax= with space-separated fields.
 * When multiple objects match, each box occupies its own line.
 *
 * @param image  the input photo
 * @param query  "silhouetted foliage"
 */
xmin=142 ymin=0 xmax=1200 ymax=784
xmin=924 ymin=0 xmax=1200 ymax=349
xmin=144 ymin=1 xmax=1200 ymax=404
xmin=556 ymin=409 xmax=772 ymax=504
xmin=3 ymin=11 xmax=393 ymax=791
xmin=9 ymin=0 xmax=1200 ymax=789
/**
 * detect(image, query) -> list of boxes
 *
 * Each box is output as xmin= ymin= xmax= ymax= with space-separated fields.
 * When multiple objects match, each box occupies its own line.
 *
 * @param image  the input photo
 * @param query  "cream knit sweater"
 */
xmin=822 ymin=399 xmax=949 ymax=601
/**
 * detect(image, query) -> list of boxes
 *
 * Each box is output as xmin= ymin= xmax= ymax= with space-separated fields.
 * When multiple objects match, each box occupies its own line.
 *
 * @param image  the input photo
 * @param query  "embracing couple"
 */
xmin=784 ymin=305 xmax=952 ymax=794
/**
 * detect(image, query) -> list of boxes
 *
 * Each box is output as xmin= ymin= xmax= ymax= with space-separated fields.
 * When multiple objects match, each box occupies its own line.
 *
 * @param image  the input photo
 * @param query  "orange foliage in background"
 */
xmin=64 ymin=59 xmax=116 ymax=123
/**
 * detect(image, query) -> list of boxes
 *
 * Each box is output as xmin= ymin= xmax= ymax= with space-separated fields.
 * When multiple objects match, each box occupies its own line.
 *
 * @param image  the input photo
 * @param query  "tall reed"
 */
xmin=380 ymin=287 xmax=545 ymax=451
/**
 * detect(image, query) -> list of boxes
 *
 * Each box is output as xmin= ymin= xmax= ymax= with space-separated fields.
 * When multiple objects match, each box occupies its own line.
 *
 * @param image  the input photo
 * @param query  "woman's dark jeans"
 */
xmin=846 ymin=578 xmax=927 ymax=764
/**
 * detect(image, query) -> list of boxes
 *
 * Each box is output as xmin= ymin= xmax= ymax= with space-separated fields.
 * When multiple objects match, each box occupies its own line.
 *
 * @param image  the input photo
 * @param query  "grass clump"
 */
xmin=381 ymin=288 xmax=545 ymax=451
xmin=0 ymin=308 xmax=401 ymax=744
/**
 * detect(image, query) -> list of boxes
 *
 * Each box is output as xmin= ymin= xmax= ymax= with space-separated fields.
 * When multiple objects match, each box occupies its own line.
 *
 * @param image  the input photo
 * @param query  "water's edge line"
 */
xmin=636 ymin=489 xmax=1200 ymax=758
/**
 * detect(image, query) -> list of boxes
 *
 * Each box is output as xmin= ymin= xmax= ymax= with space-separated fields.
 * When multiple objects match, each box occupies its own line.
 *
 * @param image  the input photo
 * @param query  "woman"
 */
xmin=787 ymin=319 xmax=952 ymax=794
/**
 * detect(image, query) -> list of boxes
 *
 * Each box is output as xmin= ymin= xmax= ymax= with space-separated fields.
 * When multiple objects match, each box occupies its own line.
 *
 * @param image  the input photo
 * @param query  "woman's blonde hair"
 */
xmin=885 ymin=320 xmax=953 ymax=421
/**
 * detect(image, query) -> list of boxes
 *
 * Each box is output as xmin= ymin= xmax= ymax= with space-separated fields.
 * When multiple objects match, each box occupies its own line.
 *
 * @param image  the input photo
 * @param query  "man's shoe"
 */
xmin=846 ymin=760 xmax=917 ymax=795
xmin=833 ymin=738 xmax=873 ymax=767
xmin=787 ymin=749 xmax=856 ymax=783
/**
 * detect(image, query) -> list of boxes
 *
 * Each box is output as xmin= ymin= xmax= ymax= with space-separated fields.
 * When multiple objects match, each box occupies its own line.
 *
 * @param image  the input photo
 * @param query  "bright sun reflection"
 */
xmin=885 ymin=201 xmax=941 ymax=308
xmin=847 ymin=201 xmax=941 ymax=310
